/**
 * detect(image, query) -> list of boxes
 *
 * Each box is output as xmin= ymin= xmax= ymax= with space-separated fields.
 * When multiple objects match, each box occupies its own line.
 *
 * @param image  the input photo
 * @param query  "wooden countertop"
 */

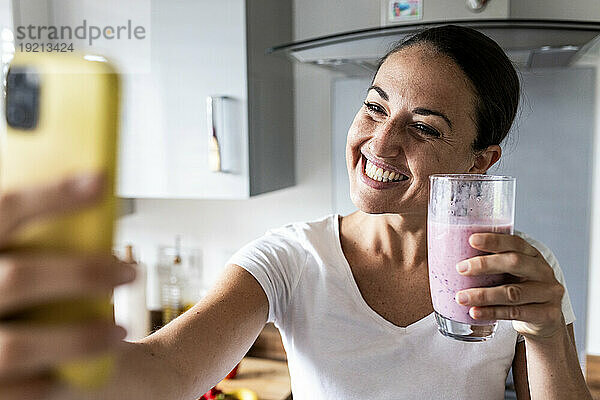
xmin=588 ymin=354 xmax=600 ymax=400
xmin=216 ymin=357 xmax=292 ymax=400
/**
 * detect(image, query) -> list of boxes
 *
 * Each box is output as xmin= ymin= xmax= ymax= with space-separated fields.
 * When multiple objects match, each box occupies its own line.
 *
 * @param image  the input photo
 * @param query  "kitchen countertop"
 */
xmin=588 ymin=354 xmax=600 ymax=400
xmin=216 ymin=357 xmax=292 ymax=400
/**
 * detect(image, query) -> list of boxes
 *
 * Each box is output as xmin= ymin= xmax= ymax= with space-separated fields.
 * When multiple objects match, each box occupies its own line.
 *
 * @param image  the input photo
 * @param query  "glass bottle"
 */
xmin=161 ymin=236 xmax=183 ymax=325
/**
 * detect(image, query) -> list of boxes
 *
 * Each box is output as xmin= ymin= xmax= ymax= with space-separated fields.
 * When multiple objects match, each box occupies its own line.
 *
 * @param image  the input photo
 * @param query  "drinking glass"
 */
xmin=428 ymin=174 xmax=516 ymax=342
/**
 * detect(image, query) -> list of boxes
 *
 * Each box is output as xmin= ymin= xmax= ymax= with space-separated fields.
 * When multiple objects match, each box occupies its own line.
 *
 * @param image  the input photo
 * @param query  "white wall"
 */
xmin=510 ymin=0 xmax=600 ymax=21
xmin=587 ymin=59 xmax=600 ymax=356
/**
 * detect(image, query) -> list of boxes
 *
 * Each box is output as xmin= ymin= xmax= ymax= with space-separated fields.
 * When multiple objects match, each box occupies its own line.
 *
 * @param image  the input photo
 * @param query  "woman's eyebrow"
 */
xmin=367 ymin=85 xmax=388 ymax=101
xmin=367 ymin=85 xmax=453 ymax=129
xmin=412 ymin=107 xmax=453 ymax=129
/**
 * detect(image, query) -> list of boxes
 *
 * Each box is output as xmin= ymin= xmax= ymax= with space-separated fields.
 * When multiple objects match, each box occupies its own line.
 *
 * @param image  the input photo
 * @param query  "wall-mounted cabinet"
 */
xmin=11 ymin=0 xmax=294 ymax=199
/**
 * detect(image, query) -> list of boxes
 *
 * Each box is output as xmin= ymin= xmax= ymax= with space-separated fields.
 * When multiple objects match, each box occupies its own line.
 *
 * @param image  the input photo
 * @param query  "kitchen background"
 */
xmin=1 ymin=0 xmax=600 ymax=397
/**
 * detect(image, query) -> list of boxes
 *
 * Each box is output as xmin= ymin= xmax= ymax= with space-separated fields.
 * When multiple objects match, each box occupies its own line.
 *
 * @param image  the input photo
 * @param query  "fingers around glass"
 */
xmin=456 ymin=252 xmax=553 ymax=281
xmin=467 ymin=302 xmax=564 ymax=326
xmin=468 ymin=233 xmax=539 ymax=257
xmin=455 ymin=281 xmax=563 ymax=307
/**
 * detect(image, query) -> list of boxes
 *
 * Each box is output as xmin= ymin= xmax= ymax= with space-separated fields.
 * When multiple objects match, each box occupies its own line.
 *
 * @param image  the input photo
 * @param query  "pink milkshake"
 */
xmin=428 ymin=221 xmax=513 ymax=325
xmin=428 ymin=173 xmax=516 ymax=341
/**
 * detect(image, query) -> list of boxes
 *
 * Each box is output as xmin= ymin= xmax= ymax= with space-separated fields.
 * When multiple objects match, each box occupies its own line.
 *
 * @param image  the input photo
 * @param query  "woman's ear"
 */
xmin=469 ymin=145 xmax=502 ymax=174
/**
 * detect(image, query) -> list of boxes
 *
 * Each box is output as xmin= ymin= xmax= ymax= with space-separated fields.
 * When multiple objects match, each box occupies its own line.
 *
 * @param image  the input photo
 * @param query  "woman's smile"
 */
xmin=359 ymin=154 xmax=410 ymax=190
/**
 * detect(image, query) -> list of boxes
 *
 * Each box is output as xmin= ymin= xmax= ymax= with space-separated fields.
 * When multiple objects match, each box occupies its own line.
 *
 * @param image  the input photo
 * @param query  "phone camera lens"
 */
xmin=5 ymin=67 xmax=39 ymax=130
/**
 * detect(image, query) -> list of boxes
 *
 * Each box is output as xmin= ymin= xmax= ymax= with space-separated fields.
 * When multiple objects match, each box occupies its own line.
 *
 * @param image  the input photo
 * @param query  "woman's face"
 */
xmin=346 ymin=44 xmax=491 ymax=215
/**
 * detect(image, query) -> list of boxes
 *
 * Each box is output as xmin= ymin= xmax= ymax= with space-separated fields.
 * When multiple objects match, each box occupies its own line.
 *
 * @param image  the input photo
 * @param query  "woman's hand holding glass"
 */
xmin=455 ymin=232 xmax=566 ymax=339
xmin=0 ymin=173 xmax=135 ymax=399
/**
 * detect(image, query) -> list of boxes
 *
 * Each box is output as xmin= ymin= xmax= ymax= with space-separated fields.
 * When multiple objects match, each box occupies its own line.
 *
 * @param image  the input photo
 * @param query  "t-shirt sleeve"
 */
xmin=225 ymin=226 xmax=308 ymax=326
xmin=515 ymin=231 xmax=576 ymax=342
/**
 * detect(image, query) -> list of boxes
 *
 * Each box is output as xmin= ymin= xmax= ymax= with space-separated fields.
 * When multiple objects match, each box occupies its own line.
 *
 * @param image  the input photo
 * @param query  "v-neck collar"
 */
xmin=331 ymin=213 xmax=435 ymax=335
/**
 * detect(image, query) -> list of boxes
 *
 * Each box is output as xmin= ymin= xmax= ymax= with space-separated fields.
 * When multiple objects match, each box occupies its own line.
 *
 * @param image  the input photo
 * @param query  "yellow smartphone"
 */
xmin=1 ymin=52 xmax=119 ymax=389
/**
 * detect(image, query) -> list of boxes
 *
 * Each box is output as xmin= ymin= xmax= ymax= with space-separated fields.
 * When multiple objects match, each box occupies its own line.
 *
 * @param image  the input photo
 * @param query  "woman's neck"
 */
xmin=343 ymin=210 xmax=429 ymax=269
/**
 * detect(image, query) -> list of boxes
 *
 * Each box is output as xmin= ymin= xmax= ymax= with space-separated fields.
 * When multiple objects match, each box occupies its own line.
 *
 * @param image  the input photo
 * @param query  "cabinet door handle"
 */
xmin=207 ymin=96 xmax=223 ymax=172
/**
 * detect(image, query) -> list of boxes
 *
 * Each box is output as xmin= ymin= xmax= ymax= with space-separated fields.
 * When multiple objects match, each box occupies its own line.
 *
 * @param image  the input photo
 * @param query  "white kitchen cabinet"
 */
xmin=119 ymin=0 xmax=294 ymax=199
xmin=11 ymin=0 xmax=294 ymax=199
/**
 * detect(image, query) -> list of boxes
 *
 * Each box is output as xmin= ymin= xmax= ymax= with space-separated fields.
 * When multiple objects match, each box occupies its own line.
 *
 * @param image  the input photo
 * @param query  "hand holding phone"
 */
xmin=1 ymin=52 xmax=122 ymax=391
xmin=0 ymin=173 xmax=136 ymax=398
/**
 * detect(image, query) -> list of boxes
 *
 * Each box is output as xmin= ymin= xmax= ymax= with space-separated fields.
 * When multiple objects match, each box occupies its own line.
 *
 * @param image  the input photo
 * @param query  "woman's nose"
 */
xmin=369 ymin=121 xmax=404 ymax=158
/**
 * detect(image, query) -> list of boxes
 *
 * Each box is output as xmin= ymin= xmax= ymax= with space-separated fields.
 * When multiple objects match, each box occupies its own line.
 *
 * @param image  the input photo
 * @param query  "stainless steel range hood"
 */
xmin=270 ymin=19 xmax=600 ymax=76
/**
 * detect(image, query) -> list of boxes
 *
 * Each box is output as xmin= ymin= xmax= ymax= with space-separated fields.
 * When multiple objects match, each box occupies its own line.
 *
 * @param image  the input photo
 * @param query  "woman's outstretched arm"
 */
xmin=85 ymin=264 xmax=269 ymax=400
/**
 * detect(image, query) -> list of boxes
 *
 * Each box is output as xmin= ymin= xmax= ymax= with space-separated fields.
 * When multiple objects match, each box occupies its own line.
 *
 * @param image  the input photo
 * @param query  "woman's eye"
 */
xmin=364 ymin=102 xmax=386 ymax=116
xmin=413 ymin=123 xmax=441 ymax=138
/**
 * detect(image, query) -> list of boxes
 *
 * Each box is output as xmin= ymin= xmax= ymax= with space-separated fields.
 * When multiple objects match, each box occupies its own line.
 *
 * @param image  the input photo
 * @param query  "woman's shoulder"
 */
xmin=265 ymin=213 xmax=337 ymax=243
xmin=234 ymin=214 xmax=336 ymax=262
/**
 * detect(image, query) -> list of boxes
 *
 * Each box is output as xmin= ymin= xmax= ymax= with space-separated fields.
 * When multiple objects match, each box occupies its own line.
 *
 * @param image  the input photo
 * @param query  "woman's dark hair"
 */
xmin=374 ymin=25 xmax=520 ymax=152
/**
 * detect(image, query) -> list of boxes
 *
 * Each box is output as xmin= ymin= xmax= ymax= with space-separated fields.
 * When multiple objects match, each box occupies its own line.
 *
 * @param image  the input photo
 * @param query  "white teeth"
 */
xmin=366 ymin=161 xmax=373 ymax=172
xmin=364 ymin=158 xmax=407 ymax=183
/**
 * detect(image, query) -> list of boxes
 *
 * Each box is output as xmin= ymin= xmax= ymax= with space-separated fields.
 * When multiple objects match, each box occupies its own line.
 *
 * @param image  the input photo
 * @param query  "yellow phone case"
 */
xmin=1 ymin=51 xmax=119 ymax=390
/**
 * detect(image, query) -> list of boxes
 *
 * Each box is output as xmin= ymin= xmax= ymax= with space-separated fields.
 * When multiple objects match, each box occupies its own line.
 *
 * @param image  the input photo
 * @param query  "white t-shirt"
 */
xmin=227 ymin=214 xmax=576 ymax=400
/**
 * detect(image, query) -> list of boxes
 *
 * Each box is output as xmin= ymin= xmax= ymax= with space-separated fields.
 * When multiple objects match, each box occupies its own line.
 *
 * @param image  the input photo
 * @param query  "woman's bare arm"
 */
xmin=88 ymin=264 xmax=269 ymax=400
xmin=513 ymin=340 xmax=529 ymax=399
xmin=513 ymin=323 xmax=590 ymax=400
